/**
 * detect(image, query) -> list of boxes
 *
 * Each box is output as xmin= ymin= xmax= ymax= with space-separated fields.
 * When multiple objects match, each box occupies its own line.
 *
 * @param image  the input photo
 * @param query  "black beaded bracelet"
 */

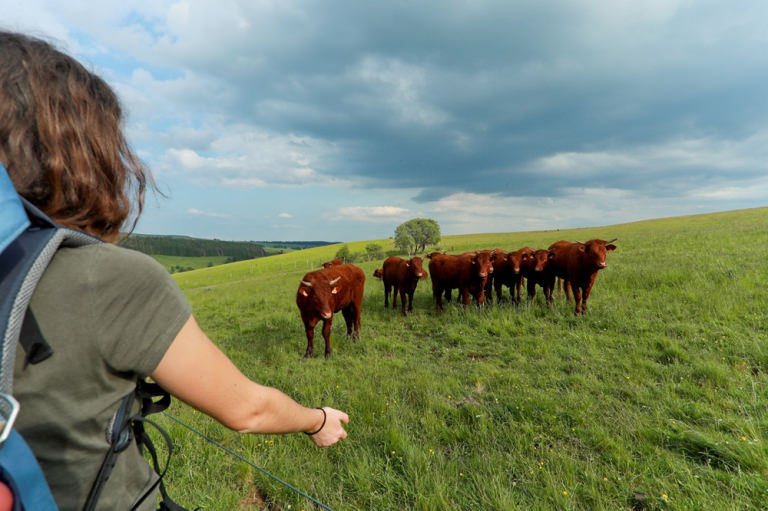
xmin=305 ymin=407 xmax=327 ymax=436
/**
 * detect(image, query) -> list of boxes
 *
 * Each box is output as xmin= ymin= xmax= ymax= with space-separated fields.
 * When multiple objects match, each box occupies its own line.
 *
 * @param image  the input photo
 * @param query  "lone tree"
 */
xmin=394 ymin=218 xmax=441 ymax=255
xmin=365 ymin=243 xmax=385 ymax=261
xmin=335 ymin=244 xmax=353 ymax=263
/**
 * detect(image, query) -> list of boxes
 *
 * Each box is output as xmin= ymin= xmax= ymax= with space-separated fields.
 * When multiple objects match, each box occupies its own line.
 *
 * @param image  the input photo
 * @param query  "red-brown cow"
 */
xmin=322 ymin=258 xmax=343 ymax=268
xmin=373 ymin=268 xmax=384 ymax=279
xmin=509 ymin=246 xmax=536 ymax=303
xmin=487 ymin=247 xmax=536 ymax=303
xmin=427 ymin=251 xmax=493 ymax=312
xmin=296 ymin=263 xmax=365 ymax=358
xmin=484 ymin=249 xmax=508 ymax=303
xmin=382 ymin=256 xmax=427 ymax=315
xmin=547 ymin=238 xmax=617 ymax=315
xmin=526 ymin=249 xmax=556 ymax=304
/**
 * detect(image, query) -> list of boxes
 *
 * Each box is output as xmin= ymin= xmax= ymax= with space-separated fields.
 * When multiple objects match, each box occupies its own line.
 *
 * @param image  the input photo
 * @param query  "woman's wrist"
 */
xmin=304 ymin=407 xmax=327 ymax=436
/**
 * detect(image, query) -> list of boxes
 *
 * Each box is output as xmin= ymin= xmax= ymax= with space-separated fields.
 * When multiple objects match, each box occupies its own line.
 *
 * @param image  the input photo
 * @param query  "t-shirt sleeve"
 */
xmin=88 ymin=244 xmax=193 ymax=376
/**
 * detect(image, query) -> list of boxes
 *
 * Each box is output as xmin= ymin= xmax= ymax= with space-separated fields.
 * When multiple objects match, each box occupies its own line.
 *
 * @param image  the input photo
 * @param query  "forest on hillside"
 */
xmin=120 ymin=234 xmax=267 ymax=261
xmin=120 ymin=234 xmax=336 ymax=263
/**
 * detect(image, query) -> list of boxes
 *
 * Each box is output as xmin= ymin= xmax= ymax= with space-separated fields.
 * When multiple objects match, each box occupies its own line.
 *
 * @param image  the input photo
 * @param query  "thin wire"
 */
xmin=161 ymin=411 xmax=334 ymax=511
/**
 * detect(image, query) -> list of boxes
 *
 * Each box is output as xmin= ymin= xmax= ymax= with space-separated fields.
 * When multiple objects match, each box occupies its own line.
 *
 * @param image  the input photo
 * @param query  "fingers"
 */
xmin=310 ymin=408 xmax=349 ymax=447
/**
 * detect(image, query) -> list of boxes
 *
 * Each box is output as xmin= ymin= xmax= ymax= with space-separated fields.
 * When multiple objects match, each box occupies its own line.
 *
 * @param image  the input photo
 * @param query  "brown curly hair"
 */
xmin=0 ymin=31 xmax=153 ymax=242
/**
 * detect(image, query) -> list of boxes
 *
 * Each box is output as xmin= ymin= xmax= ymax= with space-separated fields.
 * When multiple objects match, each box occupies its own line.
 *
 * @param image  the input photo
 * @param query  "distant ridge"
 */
xmin=120 ymin=233 xmax=338 ymax=261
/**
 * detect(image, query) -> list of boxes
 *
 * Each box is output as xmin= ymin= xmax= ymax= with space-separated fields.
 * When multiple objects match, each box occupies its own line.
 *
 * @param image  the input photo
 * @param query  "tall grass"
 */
xmin=154 ymin=208 xmax=768 ymax=510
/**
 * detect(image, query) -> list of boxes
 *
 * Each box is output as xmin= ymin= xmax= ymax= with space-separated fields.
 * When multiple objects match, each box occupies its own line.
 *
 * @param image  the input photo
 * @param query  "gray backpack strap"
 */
xmin=0 ymin=199 xmax=98 ymax=396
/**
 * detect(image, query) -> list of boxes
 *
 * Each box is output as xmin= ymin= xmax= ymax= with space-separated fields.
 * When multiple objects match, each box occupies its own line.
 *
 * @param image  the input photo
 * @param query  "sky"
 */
xmin=2 ymin=1 xmax=767 ymax=242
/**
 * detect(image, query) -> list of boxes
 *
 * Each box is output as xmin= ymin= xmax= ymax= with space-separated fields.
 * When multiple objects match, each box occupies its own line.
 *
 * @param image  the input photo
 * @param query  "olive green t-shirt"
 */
xmin=13 ymin=243 xmax=192 ymax=510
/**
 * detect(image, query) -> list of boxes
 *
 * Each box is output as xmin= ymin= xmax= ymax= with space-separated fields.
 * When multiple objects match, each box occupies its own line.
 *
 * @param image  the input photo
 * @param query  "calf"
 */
xmin=548 ymin=239 xmax=617 ymax=315
xmin=373 ymin=268 xmax=384 ymax=279
xmin=427 ymin=251 xmax=493 ymax=312
xmin=382 ymin=256 xmax=427 ymax=315
xmin=296 ymin=263 xmax=365 ymax=357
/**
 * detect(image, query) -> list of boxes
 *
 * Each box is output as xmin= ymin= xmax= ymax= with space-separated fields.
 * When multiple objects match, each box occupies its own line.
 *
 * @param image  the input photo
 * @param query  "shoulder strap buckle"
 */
xmin=0 ymin=393 xmax=20 ymax=445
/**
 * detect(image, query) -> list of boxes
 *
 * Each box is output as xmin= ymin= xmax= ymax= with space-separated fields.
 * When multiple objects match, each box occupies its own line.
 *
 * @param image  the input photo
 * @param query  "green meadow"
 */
xmin=154 ymin=207 xmax=768 ymax=510
xmin=151 ymin=254 xmax=230 ymax=272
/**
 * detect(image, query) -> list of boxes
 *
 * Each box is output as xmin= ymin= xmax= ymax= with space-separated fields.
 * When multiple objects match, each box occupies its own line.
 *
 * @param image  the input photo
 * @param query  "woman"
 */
xmin=0 ymin=30 xmax=348 ymax=510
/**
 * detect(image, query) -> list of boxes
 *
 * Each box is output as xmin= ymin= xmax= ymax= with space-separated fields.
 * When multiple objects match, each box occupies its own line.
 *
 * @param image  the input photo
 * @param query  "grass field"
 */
xmin=153 ymin=207 xmax=768 ymax=510
xmin=151 ymin=254 xmax=230 ymax=272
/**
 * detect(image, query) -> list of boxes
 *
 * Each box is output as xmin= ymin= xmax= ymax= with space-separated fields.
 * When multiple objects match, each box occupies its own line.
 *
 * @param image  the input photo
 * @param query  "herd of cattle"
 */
xmin=296 ymin=238 xmax=617 ymax=357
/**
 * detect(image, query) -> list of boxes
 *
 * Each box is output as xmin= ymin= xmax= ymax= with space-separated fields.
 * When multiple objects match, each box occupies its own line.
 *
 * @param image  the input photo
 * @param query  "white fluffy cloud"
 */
xmin=330 ymin=206 xmax=410 ymax=223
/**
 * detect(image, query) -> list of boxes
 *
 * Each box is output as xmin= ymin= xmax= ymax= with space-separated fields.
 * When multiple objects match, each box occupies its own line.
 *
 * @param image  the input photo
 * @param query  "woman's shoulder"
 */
xmin=52 ymin=242 xmax=172 ymax=285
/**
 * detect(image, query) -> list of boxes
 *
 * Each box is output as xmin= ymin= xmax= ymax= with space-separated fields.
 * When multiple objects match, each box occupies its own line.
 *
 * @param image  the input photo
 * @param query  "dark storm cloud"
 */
xmin=146 ymin=1 xmax=768 ymax=202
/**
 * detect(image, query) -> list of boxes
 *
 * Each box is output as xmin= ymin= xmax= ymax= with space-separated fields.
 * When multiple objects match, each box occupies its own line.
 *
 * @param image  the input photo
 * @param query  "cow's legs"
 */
xmin=399 ymin=288 xmax=408 ymax=315
xmin=495 ymin=281 xmax=504 ymax=302
xmin=543 ymin=275 xmax=555 ymax=305
xmin=461 ymin=287 xmax=470 ymax=307
xmin=527 ymin=279 xmax=537 ymax=301
xmin=433 ymin=282 xmax=444 ymax=312
xmin=392 ymin=284 xmax=399 ymax=308
xmin=321 ymin=318 xmax=333 ymax=358
xmin=384 ymin=283 xmax=391 ymax=308
xmin=303 ymin=318 xmax=319 ymax=358
xmin=572 ymin=285 xmax=583 ymax=316
xmin=342 ymin=306 xmax=359 ymax=339
xmin=353 ymin=303 xmax=361 ymax=338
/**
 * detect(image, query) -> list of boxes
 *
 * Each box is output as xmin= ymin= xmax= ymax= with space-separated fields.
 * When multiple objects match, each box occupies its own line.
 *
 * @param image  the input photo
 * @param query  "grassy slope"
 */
xmin=150 ymin=254 xmax=230 ymax=272
xmin=155 ymin=207 xmax=768 ymax=510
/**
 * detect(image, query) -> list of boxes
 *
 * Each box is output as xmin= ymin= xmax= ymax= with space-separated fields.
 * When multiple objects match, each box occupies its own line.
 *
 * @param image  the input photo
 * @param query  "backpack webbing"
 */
xmin=0 ymin=207 xmax=97 ymax=394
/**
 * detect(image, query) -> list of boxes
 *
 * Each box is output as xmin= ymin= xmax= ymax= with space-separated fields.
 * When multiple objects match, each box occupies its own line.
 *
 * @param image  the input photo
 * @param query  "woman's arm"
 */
xmin=150 ymin=315 xmax=348 ymax=447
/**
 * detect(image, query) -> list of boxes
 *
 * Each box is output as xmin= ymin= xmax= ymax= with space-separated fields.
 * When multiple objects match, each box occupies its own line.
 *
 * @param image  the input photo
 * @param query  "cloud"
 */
xmin=4 ymin=1 xmax=768 ymax=241
xmin=278 ymin=212 xmax=293 ymax=218
xmin=158 ymin=129 xmax=345 ymax=188
xmin=187 ymin=208 xmax=230 ymax=219
xmin=330 ymin=206 xmax=410 ymax=223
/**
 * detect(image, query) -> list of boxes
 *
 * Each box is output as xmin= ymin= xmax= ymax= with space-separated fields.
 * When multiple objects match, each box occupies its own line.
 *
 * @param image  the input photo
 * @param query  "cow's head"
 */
xmin=506 ymin=249 xmax=527 ymax=274
xmin=297 ymin=275 xmax=342 ymax=319
xmin=515 ymin=247 xmax=536 ymax=273
xmin=579 ymin=238 xmax=617 ymax=270
xmin=373 ymin=268 xmax=384 ymax=279
xmin=533 ymin=249 xmax=550 ymax=272
xmin=491 ymin=250 xmax=508 ymax=271
xmin=472 ymin=250 xmax=494 ymax=278
xmin=408 ymin=257 xmax=427 ymax=279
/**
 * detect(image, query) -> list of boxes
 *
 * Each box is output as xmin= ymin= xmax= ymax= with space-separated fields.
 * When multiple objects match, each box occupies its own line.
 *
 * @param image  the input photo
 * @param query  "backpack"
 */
xmin=0 ymin=163 xmax=188 ymax=511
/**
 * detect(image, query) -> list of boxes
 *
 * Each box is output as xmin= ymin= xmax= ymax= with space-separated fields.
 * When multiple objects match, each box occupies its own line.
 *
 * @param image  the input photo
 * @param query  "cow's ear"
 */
xmin=299 ymin=288 xmax=310 ymax=297
xmin=331 ymin=287 xmax=339 ymax=294
xmin=406 ymin=262 xmax=411 ymax=268
xmin=606 ymin=244 xmax=616 ymax=251
xmin=578 ymin=245 xmax=586 ymax=253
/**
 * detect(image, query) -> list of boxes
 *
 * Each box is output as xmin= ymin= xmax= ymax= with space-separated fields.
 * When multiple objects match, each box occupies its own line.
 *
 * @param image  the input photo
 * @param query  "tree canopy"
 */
xmin=365 ymin=243 xmax=385 ymax=261
xmin=394 ymin=218 xmax=441 ymax=255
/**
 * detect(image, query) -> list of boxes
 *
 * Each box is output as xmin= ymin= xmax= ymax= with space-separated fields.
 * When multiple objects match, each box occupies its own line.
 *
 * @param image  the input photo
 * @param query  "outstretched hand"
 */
xmin=308 ymin=407 xmax=349 ymax=447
